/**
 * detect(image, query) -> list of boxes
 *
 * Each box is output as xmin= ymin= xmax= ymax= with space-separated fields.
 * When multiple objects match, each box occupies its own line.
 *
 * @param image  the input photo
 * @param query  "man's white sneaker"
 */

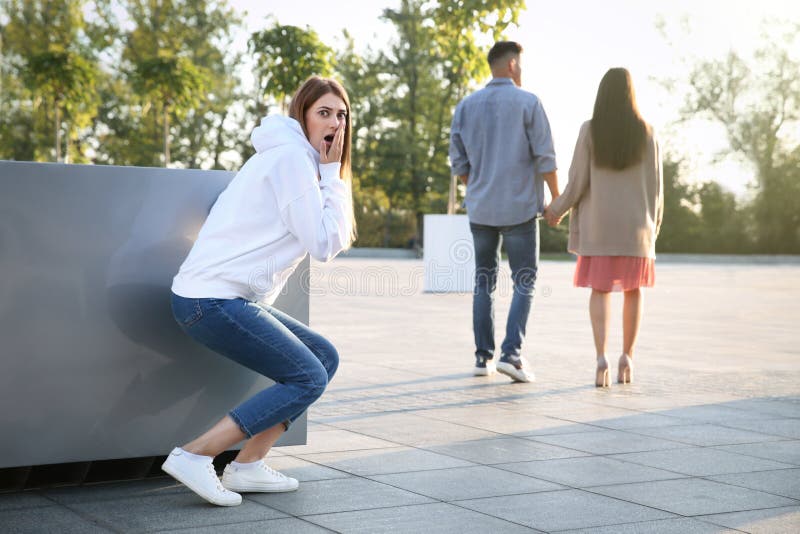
xmin=496 ymin=354 xmax=535 ymax=383
xmin=222 ymin=460 xmax=299 ymax=493
xmin=161 ymin=448 xmax=242 ymax=507
xmin=473 ymin=355 xmax=496 ymax=376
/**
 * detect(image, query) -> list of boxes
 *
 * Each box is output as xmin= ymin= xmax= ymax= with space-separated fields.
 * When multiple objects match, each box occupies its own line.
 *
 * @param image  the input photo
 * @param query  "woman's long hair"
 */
xmin=288 ymin=76 xmax=357 ymax=245
xmin=591 ymin=68 xmax=648 ymax=170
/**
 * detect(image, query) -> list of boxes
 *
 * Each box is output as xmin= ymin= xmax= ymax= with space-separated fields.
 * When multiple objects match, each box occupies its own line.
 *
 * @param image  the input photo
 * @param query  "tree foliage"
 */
xmin=249 ymin=22 xmax=334 ymax=113
xmin=119 ymin=0 xmax=236 ymax=167
xmin=682 ymin=23 xmax=800 ymax=252
xmin=343 ymin=0 xmax=524 ymax=245
xmin=1 ymin=0 xmax=101 ymax=162
xmin=1 ymin=3 xmax=796 ymax=253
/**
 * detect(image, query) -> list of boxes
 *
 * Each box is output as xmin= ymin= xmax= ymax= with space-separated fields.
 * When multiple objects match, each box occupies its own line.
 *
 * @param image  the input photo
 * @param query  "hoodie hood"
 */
xmin=250 ymin=115 xmax=319 ymax=161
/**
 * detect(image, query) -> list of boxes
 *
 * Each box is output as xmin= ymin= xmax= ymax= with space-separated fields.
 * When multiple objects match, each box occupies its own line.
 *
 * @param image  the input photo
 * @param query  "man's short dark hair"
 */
xmin=488 ymin=41 xmax=523 ymax=67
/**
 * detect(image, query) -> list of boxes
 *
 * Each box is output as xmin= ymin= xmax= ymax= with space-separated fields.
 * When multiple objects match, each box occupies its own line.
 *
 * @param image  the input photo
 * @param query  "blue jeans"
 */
xmin=470 ymin=218 xmax=539 ymax=359
xmin=171 ymin=293 xmax=338 ymax=437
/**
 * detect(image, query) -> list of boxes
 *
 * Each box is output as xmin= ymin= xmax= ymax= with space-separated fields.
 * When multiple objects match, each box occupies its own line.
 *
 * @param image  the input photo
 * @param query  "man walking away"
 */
xmin=449 ymin=41 xmax=560 ymax=382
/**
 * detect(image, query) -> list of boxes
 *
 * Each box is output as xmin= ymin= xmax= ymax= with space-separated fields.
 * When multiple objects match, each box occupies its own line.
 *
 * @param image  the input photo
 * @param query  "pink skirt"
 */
xmin=574 ymin=255 xmax=655 ymax=292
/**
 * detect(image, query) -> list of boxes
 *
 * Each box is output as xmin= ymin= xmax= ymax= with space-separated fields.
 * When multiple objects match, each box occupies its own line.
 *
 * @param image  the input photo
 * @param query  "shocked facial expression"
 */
xmin=304 ymin=92 xmax=348 ymax=155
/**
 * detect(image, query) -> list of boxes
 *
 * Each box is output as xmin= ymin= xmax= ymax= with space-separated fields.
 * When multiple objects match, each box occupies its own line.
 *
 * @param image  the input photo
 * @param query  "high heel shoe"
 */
xmin=595 ymin=356 xmax=609 ymax=387
xmin=617 ymin=354 xmax=633 ymax=384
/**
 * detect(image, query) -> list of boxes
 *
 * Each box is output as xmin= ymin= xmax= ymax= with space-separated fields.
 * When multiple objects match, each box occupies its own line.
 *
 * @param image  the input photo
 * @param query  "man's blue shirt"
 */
xmin=449 ymin=77 xmax=557 ymax=226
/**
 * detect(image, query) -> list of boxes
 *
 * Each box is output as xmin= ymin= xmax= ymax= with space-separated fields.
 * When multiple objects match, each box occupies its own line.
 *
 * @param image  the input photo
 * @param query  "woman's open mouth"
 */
xmin=324 ymin=134 xmax=334 ymax=144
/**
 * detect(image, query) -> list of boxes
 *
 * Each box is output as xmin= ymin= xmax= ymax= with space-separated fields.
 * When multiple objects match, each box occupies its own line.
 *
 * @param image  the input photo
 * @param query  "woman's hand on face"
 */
xmin=320 ymin=122 xmax=345 ymax=166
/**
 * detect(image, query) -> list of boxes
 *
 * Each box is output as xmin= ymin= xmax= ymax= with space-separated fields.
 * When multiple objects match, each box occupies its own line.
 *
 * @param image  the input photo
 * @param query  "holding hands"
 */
xmin=543 ymin=205 xmax=562 ymax=227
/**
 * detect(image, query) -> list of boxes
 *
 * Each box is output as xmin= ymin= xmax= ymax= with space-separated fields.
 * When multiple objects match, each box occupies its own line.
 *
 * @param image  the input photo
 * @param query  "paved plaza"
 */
xmin=3 ymin=257 xmax=800 ymax=533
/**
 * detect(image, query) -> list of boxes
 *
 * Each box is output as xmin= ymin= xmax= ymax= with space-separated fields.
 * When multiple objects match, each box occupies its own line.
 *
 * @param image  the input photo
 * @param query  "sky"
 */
xmin=230 ymin=0 xmax=799 ymax=197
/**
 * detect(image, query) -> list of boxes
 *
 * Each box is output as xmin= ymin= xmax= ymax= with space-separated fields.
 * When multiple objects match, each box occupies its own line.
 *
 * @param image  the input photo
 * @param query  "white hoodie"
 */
xmin=171 ymin=115 xmax=351 ymax=305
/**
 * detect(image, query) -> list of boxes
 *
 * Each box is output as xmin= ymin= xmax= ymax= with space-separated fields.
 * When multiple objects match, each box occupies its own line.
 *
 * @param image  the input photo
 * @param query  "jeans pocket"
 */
xmin=175 ymin=298 xmax=204 ymax=328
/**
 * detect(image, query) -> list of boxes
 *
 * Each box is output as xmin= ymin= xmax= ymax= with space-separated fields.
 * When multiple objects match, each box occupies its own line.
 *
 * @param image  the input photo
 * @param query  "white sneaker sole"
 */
xmin=162 ymin=460 xmax=242 ymax=507
xmin=222 ymin=480 xmax=299 ymax=493
xmin=496 ymin=361 xmax=533 ymax=383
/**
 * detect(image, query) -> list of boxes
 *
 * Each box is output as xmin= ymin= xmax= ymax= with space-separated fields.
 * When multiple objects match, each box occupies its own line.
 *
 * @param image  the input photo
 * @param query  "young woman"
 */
xmin=163 ymin=76 xmax=356 ymax=506
xmin=545 ymin=68 xmax=663 ymax=387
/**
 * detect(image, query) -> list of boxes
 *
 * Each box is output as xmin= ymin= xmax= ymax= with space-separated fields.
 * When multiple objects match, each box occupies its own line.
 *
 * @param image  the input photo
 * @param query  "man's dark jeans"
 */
xmin=470 ymin=217 xmax=539 ymax=360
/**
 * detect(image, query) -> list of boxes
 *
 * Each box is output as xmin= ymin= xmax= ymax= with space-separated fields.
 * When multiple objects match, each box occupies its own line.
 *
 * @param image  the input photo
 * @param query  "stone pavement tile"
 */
xmin=717 ymin=419 xmax=800 ymax=440
xmin=328 ymin=413 xmax=500 ymax=446
xmin=455 ymin=488 xmax=673 ymax=531
xmin=327 ymin=367 xmax=427 ymax=387
xmin=298 ymin=446 xmax=475 ymax=476
xmin=0 ymin=491 xmax=53 ymax=511
xmin=527 ymin=429 xmax=686 ymax=455
xmin=629 ymin=423 xmax=785 ymax=447
xmin=515 ymin=421 xmax=610 ymax=437
xmin=369 ymin=465 xmax=563 ymax=501
xmin=427 ymin=437 xmax=588 ymax=464
xmin=495 ymin=456 xmax=684 ymax=488
xmin=277 ymin=428 xmax=401 ymax=455
xmin=264 ymin=455 xmax=351 ymax=482
xmin=557 ymin=517 xmax=738 ymax=533
xmin=612 ymin=447 xmax=796 ymax=477
xmin=708 ymin=468 xmax=800 ymax=499
xmin=720 ymin=398 xmax=800 ymax=419
xmin=589 ymin=478 xmax=797 ymax=516
xmin=0 ymin=505 xmax=113 ymax=533
xmin=65 ymin=492 xmax=287 ymax=532
xmin=600 ymin=395 xmax=732 ymax=413
xmin=699 ymin=505 xmax=800 ymax=534
xmin=320 ymin=412 xmax=429 ymax=432
xmin=529 ymin=403 xmax=643 ymax=423
xmin=156 ymin=517 xmax=334 ymax=533
xmin=43 ymin=478 xmax=188 ymax=505
xmin=303 ymin=502 xmax=539 ymax=534
xmin=415 ymin=405 xmax=577 ymax=435
xmin=306 ymin=420 xmax=339 ymax=430
xmin=247 ymin=477 xmax=434 ymax=516
xmin=587 ymin=412 xmax=688 ymax=431
xmin=715 ymin=440 xmax=800 ymax=466
xmin=653 ymin=405 xmax=780 ymax=424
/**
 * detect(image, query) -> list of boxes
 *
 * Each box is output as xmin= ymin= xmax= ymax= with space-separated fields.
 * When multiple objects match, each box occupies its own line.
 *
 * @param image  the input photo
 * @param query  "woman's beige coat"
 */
xmin=548 ymin=121 xmax=664 ymax=258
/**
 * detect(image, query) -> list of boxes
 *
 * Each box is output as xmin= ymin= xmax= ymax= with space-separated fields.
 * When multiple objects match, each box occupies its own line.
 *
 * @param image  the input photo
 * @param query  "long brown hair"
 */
xmin=590 ymin=68 xmax=648 ymax=170
xmin=288 ymin=76 xmax=357 ymax=245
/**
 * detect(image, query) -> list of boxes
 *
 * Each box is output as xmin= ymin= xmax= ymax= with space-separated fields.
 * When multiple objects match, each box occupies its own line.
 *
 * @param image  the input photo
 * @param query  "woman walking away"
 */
xmin=544 ymin=68 xmax=663 ymax=387
xmin=163 ymin=76 xmax=356 ymax=506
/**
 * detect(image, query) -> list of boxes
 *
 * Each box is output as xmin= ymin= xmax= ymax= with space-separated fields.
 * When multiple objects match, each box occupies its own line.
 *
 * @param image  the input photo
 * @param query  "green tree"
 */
xmin=750 ymin=152 xmax=800 ymax=253
xmin=681 ymin=22 xmax=800 ymax=252
xmin=122 ymin=0 xmax=219 ymax=167
xmin=249 ymin=22 xmax=334 ymax=113
xmin=335 ymin=32 xmax=405 ymax=247
xmin=1 ymin=0 xmax=103 ymax=162
xmin=656 ymin=156 xmax=702 ymax=253
xmin=358 ymin=0 xmax=524 ymax=245
xmin=164 ymin=0 xmax=243 ymax=170
xmin=695 ymin=180 xmax=749 ymax=253
xmin=129 ymin=53 xmax=207 ymax=166
xmin=89 ymin=0 xmax=241 ymax=169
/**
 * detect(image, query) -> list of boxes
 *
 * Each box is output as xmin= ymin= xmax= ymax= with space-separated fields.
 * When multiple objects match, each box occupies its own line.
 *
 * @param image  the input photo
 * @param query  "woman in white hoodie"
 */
xmin=162 ymin=77 xmax=356 ymax=506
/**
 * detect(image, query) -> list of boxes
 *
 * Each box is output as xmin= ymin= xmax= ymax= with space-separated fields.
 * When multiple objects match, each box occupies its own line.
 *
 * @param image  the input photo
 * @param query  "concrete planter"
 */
xmin=0 ymin=161 xmax=307 ymax=468
xmin=423 ymin=214 xmax=474 ymax=293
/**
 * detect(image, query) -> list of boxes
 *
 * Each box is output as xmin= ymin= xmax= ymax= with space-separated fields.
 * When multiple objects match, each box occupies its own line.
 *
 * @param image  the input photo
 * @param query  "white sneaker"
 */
xmin=222 ymin=460 xmax=299 ymax=493
xmin=473 ymin=355 xmax=496 ymax=376
xmin=496 ymin=354 xmax=535 ymax=383
xmin=161 ymin=448 xmax=242 ymax=506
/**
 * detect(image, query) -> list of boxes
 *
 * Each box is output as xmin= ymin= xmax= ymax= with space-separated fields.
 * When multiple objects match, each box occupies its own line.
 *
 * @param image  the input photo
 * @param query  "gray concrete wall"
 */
xmin=0 ymin=161 xmax=308 ymax=468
